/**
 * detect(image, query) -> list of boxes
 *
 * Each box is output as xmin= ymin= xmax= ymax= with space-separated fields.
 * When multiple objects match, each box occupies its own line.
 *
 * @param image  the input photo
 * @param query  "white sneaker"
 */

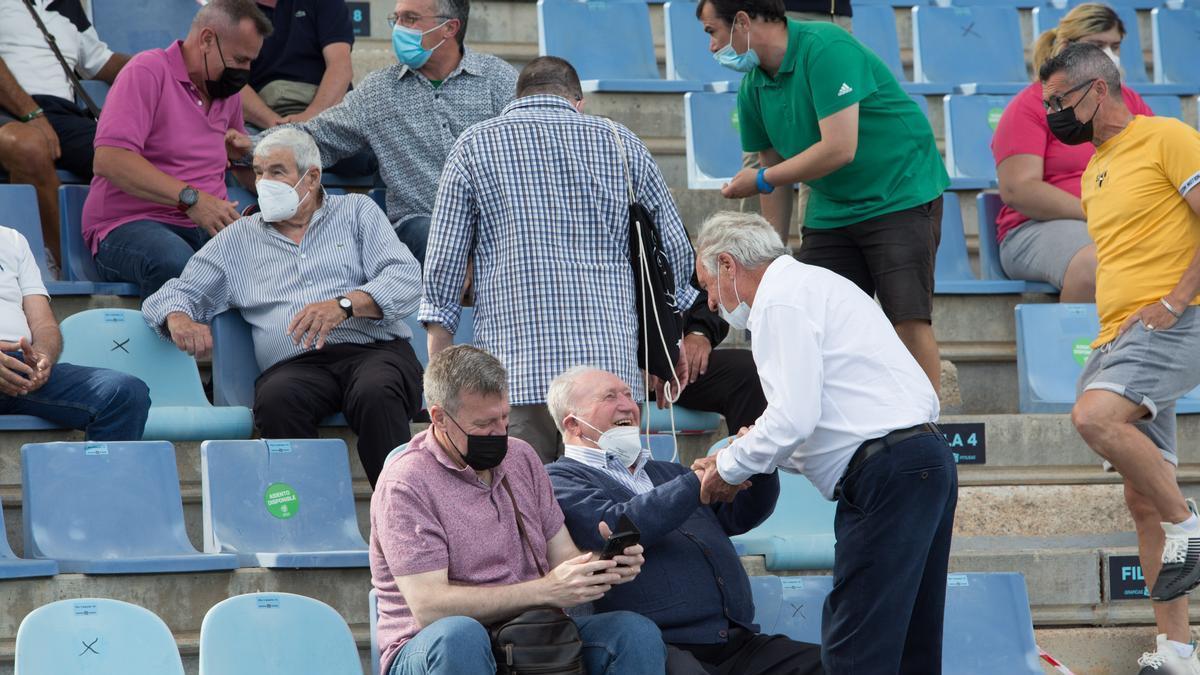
xmin=1153 ymin=499 xmax=1200 ymax=601
xmin=1138 ymin=634 xmax=1200 ymax=674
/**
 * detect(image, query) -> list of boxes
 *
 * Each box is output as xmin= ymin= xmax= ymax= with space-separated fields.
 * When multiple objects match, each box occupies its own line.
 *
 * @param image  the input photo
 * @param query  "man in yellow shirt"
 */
xmin=1042 ymin=43 xmax=1200 ymax=674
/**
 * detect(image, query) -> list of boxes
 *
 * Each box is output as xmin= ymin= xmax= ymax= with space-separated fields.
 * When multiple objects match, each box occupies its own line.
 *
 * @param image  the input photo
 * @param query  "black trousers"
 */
xmin=667 ymin=628 xmax=824 ymax=675
xmin=253 ymin=339 xmax=423 ymax=487
xmin=674 ymin=348 xmax=766 ymax=433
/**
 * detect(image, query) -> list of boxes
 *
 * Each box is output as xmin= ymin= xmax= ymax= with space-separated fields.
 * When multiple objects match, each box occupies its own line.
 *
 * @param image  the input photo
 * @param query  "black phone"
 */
xmin=599 ymin=514 xmax=641 ymax=561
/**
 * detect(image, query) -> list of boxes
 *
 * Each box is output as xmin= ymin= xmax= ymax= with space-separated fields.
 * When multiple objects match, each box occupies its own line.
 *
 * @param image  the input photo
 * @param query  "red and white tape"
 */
xmin=1038 ymin=645 xmax=1076 ymax=675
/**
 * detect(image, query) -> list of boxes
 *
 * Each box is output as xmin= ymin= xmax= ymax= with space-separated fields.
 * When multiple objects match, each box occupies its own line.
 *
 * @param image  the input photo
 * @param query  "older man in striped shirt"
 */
xmin=143 ymin=128 xmax=423 ymax=486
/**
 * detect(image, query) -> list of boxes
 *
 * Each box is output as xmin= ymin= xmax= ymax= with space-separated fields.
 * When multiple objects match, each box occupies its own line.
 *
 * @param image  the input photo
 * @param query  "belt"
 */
xmin=834 ymin=423 xmax=942 ymax=497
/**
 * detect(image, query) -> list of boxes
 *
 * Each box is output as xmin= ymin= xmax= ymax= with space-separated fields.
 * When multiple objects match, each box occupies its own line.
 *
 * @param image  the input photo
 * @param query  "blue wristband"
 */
xmin=756 ymin=167 xmax=775 ymax=194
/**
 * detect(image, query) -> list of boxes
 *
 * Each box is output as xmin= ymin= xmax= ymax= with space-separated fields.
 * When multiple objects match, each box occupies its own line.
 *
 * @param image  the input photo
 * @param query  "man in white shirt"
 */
xmin=0 ymin=226 xmax=149 ymax=439
xmin=689 ymin=211 xmax=957 ymax=674
xmin=0 ymin=0 xmax=130 ymax=268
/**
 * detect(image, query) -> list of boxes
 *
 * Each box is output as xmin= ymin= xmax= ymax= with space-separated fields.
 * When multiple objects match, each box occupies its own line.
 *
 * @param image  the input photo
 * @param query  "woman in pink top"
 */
xmin=990 ymin=3 xmax=1153 ymax=301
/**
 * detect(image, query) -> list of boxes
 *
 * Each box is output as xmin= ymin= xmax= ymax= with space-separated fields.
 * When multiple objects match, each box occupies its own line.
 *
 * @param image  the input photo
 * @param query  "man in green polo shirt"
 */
xmin=697 ymin=0 xmax=949 ymax=395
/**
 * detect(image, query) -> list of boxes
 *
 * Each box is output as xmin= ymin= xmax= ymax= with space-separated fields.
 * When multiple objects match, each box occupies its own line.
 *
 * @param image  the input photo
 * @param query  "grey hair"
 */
xmin=434 ymin=0 xmax=470 ymax=48
xmin=424 ymin=344 xmax=508 ymax=413
xmin=695 ymin=211 xmax=790 ymax=275
xmin=255 ymin=128 xmax=323 ymax=174
xmin=546 ymin=366 xmax=601 ymax=433
xmin=1038 ymin=42 xmax=1122 ymax=97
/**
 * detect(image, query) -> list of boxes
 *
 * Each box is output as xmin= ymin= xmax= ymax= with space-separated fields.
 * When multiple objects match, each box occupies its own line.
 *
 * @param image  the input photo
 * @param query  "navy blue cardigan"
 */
xmin=546 ymin=458 xmax=780 ymax=644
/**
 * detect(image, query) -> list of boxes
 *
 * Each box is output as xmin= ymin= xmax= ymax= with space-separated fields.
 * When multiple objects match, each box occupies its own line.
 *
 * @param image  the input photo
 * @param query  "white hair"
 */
xmin=695 ymin=211 xmax=790 ymax=275
xmin=255 ymin=127 xmax=322 ymax=174
xmin=546 ymin=366 xmax=602 ymax=433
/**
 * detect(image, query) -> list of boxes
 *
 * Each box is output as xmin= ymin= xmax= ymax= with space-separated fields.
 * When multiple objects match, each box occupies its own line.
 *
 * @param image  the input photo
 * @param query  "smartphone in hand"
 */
xmin=599 ymin=514 xmax=641 ymax=561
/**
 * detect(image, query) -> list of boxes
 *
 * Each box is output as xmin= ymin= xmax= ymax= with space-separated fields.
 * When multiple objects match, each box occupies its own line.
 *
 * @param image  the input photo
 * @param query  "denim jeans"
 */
xmin=389 ymin=611 xmax=666 ymax=675
xmin=0 ymin=362 xmax=150 ymax=440
xmin=394 ymin=214 xmax=430 ymax=266
xmin=94 ymin=219 xmax=207 ymax=298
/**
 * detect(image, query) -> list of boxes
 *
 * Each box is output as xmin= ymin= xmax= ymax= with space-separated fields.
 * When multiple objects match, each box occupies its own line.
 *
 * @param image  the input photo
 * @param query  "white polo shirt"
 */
xmin=715 ymin=256 xmax=940 ymax=499
xmin=0 ymin=227 xmax=48 ymax=343
xmin=0 ymin=0 xmax=113 ymax=102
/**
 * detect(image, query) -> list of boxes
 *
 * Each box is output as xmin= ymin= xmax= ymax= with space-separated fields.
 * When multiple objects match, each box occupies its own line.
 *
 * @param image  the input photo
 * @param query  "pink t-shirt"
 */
xmin=82 ymin=41 xmax=244 ymax=253
xmin=990 ymin=81 xmax=1154 ymax=242
xmin=369 ymin=430 xmax=566 ymax=673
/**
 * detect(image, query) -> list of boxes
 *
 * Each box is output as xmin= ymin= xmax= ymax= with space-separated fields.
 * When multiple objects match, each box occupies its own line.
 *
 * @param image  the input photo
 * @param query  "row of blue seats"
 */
xmin=15 ymin=593 xmax=361 ymax=674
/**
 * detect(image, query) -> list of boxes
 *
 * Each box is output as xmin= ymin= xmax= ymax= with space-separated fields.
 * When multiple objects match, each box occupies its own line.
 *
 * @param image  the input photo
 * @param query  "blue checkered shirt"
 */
xmin=419 ymin=95 xmax=698 ymax=406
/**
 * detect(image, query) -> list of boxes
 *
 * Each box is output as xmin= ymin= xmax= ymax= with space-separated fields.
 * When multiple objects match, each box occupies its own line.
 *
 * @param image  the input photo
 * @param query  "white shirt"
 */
xmin=0 ymin=227 xmax=48 ymax=342
xmin=562 ymin=444 xmax=655 ymax=496
xmin=716 ymin=256 xmax=940 ymax=499
xmin=0 ymin=0 xmax=113 ymax=102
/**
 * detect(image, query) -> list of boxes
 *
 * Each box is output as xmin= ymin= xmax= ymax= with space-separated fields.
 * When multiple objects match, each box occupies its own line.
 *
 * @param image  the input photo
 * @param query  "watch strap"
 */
xmin=337 ymin=295 xmax=353 ymax=318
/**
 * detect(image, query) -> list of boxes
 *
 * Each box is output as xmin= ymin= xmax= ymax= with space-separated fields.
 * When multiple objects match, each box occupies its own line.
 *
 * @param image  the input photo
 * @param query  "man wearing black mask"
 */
xmin=83 ymin=0 xmax=269 ymax=297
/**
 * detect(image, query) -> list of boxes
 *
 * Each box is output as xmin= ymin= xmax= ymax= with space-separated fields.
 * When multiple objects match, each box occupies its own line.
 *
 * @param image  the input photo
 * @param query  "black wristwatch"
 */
xmin=176 ymin=185 xmax=199 ymax=213
xmin=336 ymin=295 xmax=353 ymax=318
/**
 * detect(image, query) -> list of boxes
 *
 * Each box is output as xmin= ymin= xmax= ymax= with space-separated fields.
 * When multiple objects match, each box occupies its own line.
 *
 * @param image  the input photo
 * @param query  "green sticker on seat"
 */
xmin=264 ymin=483 xmax=299 ymax=519
xmin=987 ymin=108 xmax=1003 ymax=131
xmin=1072 ymin=338 xmax=1093 ymax=366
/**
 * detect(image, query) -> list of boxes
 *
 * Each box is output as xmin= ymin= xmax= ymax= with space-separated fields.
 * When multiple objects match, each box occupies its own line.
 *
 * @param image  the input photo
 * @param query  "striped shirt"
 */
xmin=562 ymin=443 xmax=654 ymax=496
xmin=419 ymin=95 xmax=698 ymax=406
xmin=143 ymin=192 xmax=422 ymax=371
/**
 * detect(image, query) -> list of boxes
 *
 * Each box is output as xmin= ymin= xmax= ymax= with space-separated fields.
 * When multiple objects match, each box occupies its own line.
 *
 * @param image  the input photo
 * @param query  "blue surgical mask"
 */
xmin=392 ymin=20 xmax=448 ymax=69
xmin=713 ymin=22 xmax=759 ymax=73
xmin=716 ymin=269 xmax=751 ymax=330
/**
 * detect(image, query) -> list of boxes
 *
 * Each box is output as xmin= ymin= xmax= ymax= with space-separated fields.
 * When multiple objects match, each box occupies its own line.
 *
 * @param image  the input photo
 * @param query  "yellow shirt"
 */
xmin=1082 ymin=115 xmax=1200 ymax=347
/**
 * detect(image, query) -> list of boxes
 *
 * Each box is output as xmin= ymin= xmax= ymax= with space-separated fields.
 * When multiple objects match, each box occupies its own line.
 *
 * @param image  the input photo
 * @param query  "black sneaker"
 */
xmin=1151 ymin=499 xmax=1200 ymax=602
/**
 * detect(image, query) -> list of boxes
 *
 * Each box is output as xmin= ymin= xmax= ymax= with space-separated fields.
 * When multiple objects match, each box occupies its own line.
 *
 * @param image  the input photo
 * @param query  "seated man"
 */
xmin=84 ymin=0 xmax=271 ymax=298
xmin=545 ymin=366 xmax=823 ymax=675
xmin=142 ymin=128 xmax=423 ymax=486
xmin=371 ymin=344 xmax=666 ymax=675
xmin=0 ymin=226 xmax=149 ymax=440
xmin=0 ymin=0 xmax=130 ymax=271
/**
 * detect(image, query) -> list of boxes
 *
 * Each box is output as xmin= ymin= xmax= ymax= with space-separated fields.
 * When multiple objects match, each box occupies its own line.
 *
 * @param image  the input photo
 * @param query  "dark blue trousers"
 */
xmin=821 ymin=431 xmax=958 ymax=674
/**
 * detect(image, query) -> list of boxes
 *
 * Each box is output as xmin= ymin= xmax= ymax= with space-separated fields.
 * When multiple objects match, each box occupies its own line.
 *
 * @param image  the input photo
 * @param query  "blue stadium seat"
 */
xmin=0 ymin=184 xmax=96 ymax=295
xmin=1076 ymin=5 xmax=1197 ymax=95
xmin=1152 ymin=9 xmax=1200 ymax=93
xmin=708 ymin=437 xmax=836 ymax=570
xmin=369 ymin=589 xmax=381 ymax=675
xmin=935 ymin=193 xmax=1030 ymax=294
xmin=59 ymin=309 xmax=254 ymax=440
xmin=643 ymin=434 xmax=678 ymax=462
xmin=912 ymin=7 xmax=1027 ymax=95
xmin=401 ymin=308 xmax=475 ymax=368
xmin=0 ymin=415 xmax=61 ymax=432
xmin=938 ymin=0 xmax=1044 ymax=7
xmin=21 ymin=440 xmax=239 ymax=573
xmin=57 ymin=185 xmax=140 ymax=296
xmin=975 ymin=193 xmax=1058 ymax=294
xmin=199 ymin=592 xmax=361 ymax=675
xmin=1031 ymin=4 xmax=1065 ymax=36
xmin=749 ymin=575 xmax=831 ymax=644
xmin=91 ymin=0 xmax=199 ymax=54
xmin=854 ymin=5 xmax=906 ymax=81
xmin=78 ymin=79 xmax=110 ymax=110
xmin=1144 ymin=94 xmax=1183 ymax=119
xmin=643 ymin=403 xmax=723 ymax=434
xmin=200 ymin=439 xmax=368 ymax=568
xmin=943 ymin=94 xmax=1013 ymax=189
xmin=538 ymin=0 xmax=704 ymax=93
xmin=0 ymin=494 xmax=58 ymax=579
xmin=15 ymin=598 xmax=185 ymax=675
xmin=910 ymin=92 xmax=930 ymax=118
xmin=683 ymin=92 xmax=740 ymax=189
xmin=369 ymin=187 xmax=386 ymax=212
xmin=664 ymin=1 xmax=741 ymax=91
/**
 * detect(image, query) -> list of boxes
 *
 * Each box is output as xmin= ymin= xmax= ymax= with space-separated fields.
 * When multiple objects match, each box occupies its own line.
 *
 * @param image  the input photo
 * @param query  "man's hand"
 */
xmin=682 ymin=333 xmax=712 ymax=384
xmin=649 ymin=344 xmax=691 ymax=409
xmin=721 ymin=167 xmax=760 ymax=200
xmin=186 ymin=191 xmax=241 ymax=236
xmin=280 ymin=110 xmax=317 ymax=125
xmin=225 ymin=129 xmax=252 ymax=162
xmin=29 ymin=116 xmax=61 ymax=160
xmin=288 ymin=300 xmax=347 ymax=349
xmin=539 ymin=552 xmax=622 ymax=608
xmin=0 ymin=342 xmax=34 ymax=396
xmin=691 ymin=453 xmax=750 ymax=504
xmin=1119 ymin=299 xmax=1183 ymax=336
xmin=166 ymin=312 xmax=213 ymax=358
xmin=598 ymin=521 xmax=644 ymax=585
xmin=18 ymin=337 xmax=51 ymax=393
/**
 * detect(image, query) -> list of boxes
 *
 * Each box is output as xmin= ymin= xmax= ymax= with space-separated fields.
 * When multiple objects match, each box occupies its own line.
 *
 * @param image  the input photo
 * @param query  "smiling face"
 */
xmin=562 ymin=370 xmax=639 ymax=444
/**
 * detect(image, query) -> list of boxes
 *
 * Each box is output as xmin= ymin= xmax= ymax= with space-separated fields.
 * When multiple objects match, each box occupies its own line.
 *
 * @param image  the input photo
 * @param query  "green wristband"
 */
xmin=19 ymin=107 xmax=44 ymax=123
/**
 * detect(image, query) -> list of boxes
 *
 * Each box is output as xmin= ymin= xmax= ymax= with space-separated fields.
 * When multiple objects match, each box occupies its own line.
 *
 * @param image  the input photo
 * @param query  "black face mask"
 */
xmin=204 ymin=34 xmax=251 ymax=100
xmin=1047 ymin=87 xmax=1102 ymax=146
xmin=446 ymin=413 xmax=508 ymax=471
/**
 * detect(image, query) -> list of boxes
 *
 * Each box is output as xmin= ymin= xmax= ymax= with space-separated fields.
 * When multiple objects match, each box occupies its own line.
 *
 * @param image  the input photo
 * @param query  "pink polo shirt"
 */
xmin=370 ymin=429 xmax=566 ymax=674
xmin=83 ymin=41 xmax=244 ymax=253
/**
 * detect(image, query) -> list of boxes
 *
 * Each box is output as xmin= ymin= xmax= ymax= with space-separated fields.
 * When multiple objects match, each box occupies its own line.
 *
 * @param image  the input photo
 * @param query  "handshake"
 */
xmin=691 ymin=427 xmax=755 ymax=504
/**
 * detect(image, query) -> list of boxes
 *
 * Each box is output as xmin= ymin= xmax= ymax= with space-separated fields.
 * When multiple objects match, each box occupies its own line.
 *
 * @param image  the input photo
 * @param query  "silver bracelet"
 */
xmin=1161 ymin=297 xmax=1184 ymax=319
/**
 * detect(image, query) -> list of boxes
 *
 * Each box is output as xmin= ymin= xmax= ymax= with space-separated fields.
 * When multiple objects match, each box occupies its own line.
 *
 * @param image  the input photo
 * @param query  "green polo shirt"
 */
xmin=737 ymin=20 xmax=948 ymax=230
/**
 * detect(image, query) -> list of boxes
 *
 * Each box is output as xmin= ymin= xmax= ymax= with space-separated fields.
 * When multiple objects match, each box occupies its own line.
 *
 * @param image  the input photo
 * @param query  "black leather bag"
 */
xmin=490 ymin=478 xmax=584 ymax=674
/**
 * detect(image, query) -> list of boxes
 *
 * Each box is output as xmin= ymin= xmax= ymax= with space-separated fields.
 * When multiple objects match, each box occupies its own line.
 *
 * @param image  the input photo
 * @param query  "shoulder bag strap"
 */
xmin=21 ymin=0 xmax=101 ymax=118
xmin=501 ymin=475 xmax=547 ymax=577
xmin=603 ymin=117 xmax=636 ymax=206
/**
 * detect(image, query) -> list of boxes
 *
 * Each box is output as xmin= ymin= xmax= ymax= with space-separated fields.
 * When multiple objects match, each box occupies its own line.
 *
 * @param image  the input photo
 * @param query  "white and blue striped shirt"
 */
xmin=420 ymin=95 xmax=699 ymax=405
xmin=143 ymin=192 xmax=422 ymax=371
xmin=562 ymin=444 xmax=655 ymax=496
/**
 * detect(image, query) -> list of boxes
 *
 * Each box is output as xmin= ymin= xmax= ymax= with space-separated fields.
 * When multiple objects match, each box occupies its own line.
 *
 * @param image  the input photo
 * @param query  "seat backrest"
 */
xmin=749 ymin=575 xmax=832 ymax=645
xmin=211 ymin=310 xmax=259 ymax=408
xmin=934 ymin=192 xmax=974 ymax=283
xmin=79 ymin=80 xmax=110 ymax=110
xmin=0 ymin=184 xmax=55 ymax=282
xmin=1144 ymin=95 xmax=1183 ymax=120
xmin=1030 ymin=5 xmax=1065 ymax=36
xmin=58 ymin=185 xmax=103 ymax=282
xmin=59 ymin=309 xmax=208 ymax=407
xmin=708 ymin=438 xmax=834 ymax=537
xmin=664 ymin=1 xmax=742 ymax=85
xmin=1152 ymin=9 xmax=1200 ymax=86
xmin=1109 ymin=6 xmax=1150 ymax=83
xmin=15 ymin=598 xmax=185 ymax=675
xmin=943 ymin=572 xmax=1041 ymax=673
xmin=369 ymin=589 xmax=381 ymax=675
xmin=684 ymin=92 xmax=742 ymax=188
xmin=975 ymin=192 xmax=1008 ymax=281
xmin=21 ymin=441 xmax=196 ymax=561
xmin=200 ymin=439 xmax=366 ymax=556
xmin=853 ymin=5 xmax=906 ymax=81
xmin=944 ymin=94 xmax=1013 ymax=181
xmin=91 ymin=0 xmax=199 ymax=54
xmin=401 ymin=308 xmax=475 ymax=369
xmin=0 ymin=493 xmax=18 ymax=560
xmin=538 ymin=0 xmax=660 ymax=81
xmin=912 ymin=7 xmax=1027 ymax=85
xmin=199 ymin=592 xmax=360 ymax=675
xmin=1014 ymin=303 xmax=1098 ymax=412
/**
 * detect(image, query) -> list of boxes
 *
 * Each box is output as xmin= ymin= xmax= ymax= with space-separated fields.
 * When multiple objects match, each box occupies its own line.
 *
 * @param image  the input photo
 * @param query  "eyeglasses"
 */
xmin=1043 ymin=79 xmax=1096 ymax=113
xmin=386 ymin=12 xmax=451 ymax=28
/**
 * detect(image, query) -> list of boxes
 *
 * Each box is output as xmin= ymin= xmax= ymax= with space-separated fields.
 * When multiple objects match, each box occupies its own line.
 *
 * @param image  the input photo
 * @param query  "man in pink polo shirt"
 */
xmin=83 ymin=0 xmax=271 ymax=298
xmin=371 ymin=345 xmax=668 ymax=675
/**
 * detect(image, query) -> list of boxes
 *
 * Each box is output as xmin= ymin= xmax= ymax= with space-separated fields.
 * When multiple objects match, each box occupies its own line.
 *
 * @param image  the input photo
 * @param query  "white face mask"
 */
xmin=1102 ymin=46 xmax=1120 ymax=70
xmin=572 ymin=415 xmax=643 ymax=467
xmin=715 ymin=267 xmax=751 ymax=330
xmin=257 ymin=171 xmax=312 ymax=222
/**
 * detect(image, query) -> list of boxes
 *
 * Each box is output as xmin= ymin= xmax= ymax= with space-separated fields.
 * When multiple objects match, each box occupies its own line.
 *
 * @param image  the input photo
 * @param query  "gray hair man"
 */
xmin=1041 ymin=43 xmax=1200 ymax=673
xmin=369 ymin=345 xmax=664 ymax=675
xmin=689 ymin=211 xmax=955 ymax=673
xmin=143 ymin=127 xmax=424 ymax=486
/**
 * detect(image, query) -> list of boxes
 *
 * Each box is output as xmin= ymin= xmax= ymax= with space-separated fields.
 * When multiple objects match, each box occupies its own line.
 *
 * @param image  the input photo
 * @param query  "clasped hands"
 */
xmin=0 ymin=338 xmax=51 ymax=396
xmin=691 ymin=427 xmax=755 ymax=504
